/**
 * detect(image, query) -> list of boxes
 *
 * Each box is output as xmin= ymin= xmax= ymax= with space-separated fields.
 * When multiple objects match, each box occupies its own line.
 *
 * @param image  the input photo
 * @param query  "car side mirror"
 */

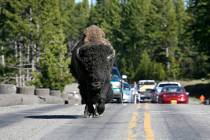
xmin=186 ymin=92 xmax=190 ymax=95
xmin=122 ymin=75 xmax=127 ymax=79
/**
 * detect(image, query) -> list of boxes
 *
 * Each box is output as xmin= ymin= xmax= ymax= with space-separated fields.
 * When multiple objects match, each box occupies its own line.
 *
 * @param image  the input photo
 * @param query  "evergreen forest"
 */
xmin=0 ymin=0 xmax=209 ymax=90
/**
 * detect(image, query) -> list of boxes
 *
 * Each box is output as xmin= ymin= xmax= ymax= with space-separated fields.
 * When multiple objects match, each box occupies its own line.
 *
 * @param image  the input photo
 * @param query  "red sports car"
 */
xmin=158 ymin=86 xmax=189 ymax=104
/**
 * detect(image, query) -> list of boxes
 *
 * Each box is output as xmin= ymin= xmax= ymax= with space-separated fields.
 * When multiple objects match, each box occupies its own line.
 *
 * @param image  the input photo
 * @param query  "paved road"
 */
xmin=0 ymin=103 xmax=210 ymax=140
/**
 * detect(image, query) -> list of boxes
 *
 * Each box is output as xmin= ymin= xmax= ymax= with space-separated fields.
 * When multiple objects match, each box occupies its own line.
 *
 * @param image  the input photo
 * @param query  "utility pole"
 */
xmin=166 ymin=47 xmax=170 ymax=71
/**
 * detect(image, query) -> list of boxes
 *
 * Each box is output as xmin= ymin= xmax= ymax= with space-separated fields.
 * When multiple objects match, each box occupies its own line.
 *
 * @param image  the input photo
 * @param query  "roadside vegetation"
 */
xmin=0 ymin=0 xmax=210 ymax=89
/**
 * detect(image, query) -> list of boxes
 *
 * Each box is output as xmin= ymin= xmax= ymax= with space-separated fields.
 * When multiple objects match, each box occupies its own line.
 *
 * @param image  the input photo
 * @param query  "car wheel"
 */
xmin=118 ymin=94 xmax=123 ymax=104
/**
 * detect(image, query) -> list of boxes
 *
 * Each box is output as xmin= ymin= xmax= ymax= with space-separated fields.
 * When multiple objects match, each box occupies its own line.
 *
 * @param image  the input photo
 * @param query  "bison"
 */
xmin=70 ymin=25 xmax=115 ymax=117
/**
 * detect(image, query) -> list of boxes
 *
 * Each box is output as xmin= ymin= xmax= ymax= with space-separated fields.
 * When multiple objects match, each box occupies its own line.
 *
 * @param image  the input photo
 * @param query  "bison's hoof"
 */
xmin=84 ymin=110 xmax=91 ymax=118
xmin=96 ymin=100 xmax=105 ymax=115
xmin=84 ymin=110 xmax=99 ymax=118
xmin=93 ymin=111 xmax=99 ymax=118
xmin=96 ymin=104 xmax=105 ymax=115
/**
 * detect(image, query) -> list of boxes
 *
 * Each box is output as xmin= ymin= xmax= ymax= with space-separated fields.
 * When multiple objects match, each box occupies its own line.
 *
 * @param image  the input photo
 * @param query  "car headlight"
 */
xmin=111 ymin=82 xmax=121 ymax=88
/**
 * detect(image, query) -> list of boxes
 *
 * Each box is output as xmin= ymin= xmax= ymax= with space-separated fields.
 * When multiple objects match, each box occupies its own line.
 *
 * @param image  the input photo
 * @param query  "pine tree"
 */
xmin=146 ymin=0 xmax=178 ymax=79
xmin=74 ymin=0 xmax=90 ymax=36
xmin=191 ymin=0 xmax=210 ymax=55
xmin=32 ymin=0 xmax=73 ymax=90
xmin=89 ymin=0 xmax=121 ymax=46
xmin=188 ymin=0 xmax=210 ymax=77
xmin=120 ymin=0 xmax=152 ymax=78
xmin=173 ymin=0 xmax=196 ymax=78
xmin=60 ymin=0 xmax=78 ymax=41
xmin=174 ymin=0 xmax=187 ymax=48
xmin=0 ymin=0 xmax=38 ymax=84
xmin=134 ymin=51 xmax=153 ymax=80
xmin=60 ymin=0 xmax=90 ymax=54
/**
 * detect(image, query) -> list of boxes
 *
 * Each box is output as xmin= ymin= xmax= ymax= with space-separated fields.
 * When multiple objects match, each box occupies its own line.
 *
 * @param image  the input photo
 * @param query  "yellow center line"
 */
xmin=128 ymin=105 xmax=140 ymax=140
xmin=144 ymin=112 xmax=154 ymax=140
xmin=128 ymin=112 xmax=138 ymax=140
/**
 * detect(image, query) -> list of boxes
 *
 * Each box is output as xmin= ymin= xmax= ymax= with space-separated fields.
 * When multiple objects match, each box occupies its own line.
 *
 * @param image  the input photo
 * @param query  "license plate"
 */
xmin=171 ymin=100 xmax=177 ymax=104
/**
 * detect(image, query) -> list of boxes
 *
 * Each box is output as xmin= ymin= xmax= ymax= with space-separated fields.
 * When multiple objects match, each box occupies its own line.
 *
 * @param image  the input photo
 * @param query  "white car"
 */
xmin=152 ymin=81 xmax=182 ymax=103
xmin=156 ymin=81 xmax=181 ymax=93
xmin=138 ymin=80 xmax=156 ymax=102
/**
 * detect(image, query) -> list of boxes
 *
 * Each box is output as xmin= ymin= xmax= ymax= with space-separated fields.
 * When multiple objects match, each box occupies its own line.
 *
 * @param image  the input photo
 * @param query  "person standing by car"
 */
xmin=131 ymin=81 xmax=138 ymax=103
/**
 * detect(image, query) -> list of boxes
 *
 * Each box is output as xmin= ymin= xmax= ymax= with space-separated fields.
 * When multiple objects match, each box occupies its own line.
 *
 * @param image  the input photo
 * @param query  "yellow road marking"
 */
xmin=128 ymin=105 xmax=140 ymax=140
xmin=128 ymin=112 xmax=138 ymax=140
xmin=144 ymin=112 xmax=154 ymax=140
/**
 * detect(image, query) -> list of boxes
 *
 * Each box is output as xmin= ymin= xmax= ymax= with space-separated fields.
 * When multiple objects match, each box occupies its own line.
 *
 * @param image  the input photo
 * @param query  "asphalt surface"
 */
xmin=0 ymin=103 xmax=210 ymax=140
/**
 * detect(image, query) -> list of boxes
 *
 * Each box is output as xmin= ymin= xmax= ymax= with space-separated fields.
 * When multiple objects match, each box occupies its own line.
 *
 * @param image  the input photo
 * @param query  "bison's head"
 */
xmin=76 ymin=44 xmax=115 ymax=93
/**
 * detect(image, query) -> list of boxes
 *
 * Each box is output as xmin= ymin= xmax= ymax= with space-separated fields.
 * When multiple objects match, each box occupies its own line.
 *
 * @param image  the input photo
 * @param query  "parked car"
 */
xmin=138 ymin=80 xmax=156 ymax=102
xmin=151 ymin=81 xmax=181 ymax=103
xmin=112 ymin=66 xmax=121 ymax=78
xmin=111 ymin=67 xmax=123 ymax=103
xmin=155 ymin=81 xmax=181 ymax=94
xmin=158 ymin=86 xmax=189 ymax=104
xmin=122 ymin=82 xmax=132 ymax=103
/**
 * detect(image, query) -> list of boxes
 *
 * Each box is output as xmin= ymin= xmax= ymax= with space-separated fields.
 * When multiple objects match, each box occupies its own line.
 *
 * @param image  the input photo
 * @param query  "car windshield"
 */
xmin=123 ymin=83 xmax=130 ymax=90
xmin=162 ymin=86 xmax=184 ymax=92
xmin=112 ymin=68 xmax=121 ymax=78
xmin=111 ymin=75 xmax=120 ymax=81
xmin=159 ymin=84 xmax=179 ymax=87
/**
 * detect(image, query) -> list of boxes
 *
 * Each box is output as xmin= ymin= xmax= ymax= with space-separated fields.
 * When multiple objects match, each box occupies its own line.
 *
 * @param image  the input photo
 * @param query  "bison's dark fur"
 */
xmin=70 ymin=43 xmax=115 ymax=117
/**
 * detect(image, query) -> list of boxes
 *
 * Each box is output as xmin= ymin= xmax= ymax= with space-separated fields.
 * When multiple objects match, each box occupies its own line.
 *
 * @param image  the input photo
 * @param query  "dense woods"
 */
xmin=0 ymin=0 xmax=209 ymax=89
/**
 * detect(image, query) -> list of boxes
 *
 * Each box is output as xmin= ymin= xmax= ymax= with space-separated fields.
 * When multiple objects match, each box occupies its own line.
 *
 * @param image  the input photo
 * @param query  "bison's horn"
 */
xmin=107 ymin=49 xmax=115 ymax=61
xmin=76 ymin=47 xmax=82 ymax=61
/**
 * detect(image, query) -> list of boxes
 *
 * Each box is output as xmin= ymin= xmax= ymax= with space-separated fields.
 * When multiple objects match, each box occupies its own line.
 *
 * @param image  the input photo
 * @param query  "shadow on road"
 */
xmin=25 ymin=115 xmax=82 ymax=119
xmin=185 ymin=83 xmax=210 ymax=98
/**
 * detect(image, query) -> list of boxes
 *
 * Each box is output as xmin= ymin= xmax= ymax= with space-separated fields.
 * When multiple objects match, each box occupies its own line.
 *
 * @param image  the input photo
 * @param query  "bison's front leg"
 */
xmin=96 ymin=99 xmax=105 ymax=115
xmin=84 ymin=105 xmax=91 ymax=117
xmin=84 ymin=104 xmax=99 ymax=118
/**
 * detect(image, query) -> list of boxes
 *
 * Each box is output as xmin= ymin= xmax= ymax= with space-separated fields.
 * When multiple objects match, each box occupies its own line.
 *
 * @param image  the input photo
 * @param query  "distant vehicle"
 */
xmin=138 ymin=80 xmax=156 ymax=102
xmin=155 ymin=81 xmax=181 ymax=94
xmin=122 ymin=82 xmax=132 ymax=103
xmin=151 ymin=81 xmax=182 ymax=103
xmin=158 ymin=86 xmax=189 ymax=104
xmin=111 ymin=67 xmax=123 ymax=103
xmin=112 ymin=66 xmax=121 ymax=78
